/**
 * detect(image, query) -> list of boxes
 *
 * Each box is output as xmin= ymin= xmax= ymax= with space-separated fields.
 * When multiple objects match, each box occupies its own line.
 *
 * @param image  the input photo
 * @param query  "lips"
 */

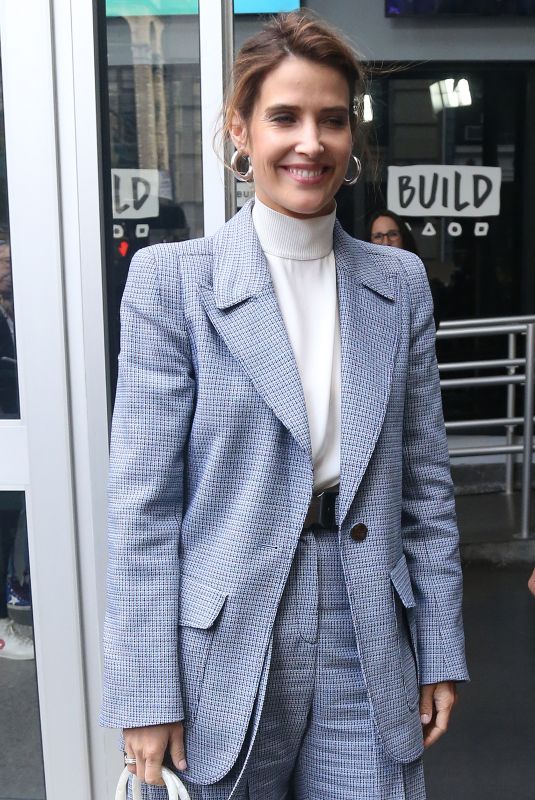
xmin=286 ymin=167 xmax=325 ymax=178
xmin=281 ymin=164 xmax=329 ymax=174
xmin=280 ymin=164 xmax=331 ymax=184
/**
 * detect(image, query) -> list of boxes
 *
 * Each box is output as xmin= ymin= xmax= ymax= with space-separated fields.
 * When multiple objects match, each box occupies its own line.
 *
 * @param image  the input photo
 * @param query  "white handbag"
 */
xmin=115 ymin=766 xmax=191 ymax=800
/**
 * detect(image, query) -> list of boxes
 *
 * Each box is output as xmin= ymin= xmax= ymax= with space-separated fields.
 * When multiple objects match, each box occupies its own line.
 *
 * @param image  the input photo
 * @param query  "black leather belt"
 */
xmin=302 ymin=484 xmax=339 ymax=531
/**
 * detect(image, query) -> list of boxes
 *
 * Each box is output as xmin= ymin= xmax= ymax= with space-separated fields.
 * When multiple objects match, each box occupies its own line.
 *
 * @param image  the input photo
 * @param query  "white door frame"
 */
xmin=0 ymin=0 xmax=230 ymax=797
xmin=0 ymin=0 xmax=97 ymax=796
xmin=199 ymin=0 xmax=234 ymax=233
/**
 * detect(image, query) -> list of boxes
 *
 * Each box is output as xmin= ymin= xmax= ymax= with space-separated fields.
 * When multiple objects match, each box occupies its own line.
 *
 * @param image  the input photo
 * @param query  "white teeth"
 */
xmin=287 ymin=168 xmax=323 ymax=178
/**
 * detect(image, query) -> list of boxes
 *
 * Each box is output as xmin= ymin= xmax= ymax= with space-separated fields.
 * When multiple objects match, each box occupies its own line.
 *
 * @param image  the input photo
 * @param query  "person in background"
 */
xmin=0 ymin=238 xmax=18 ymax=415
xmin=0 ymin=240 xmax=33 ymax=660
xmin=528 ymin=567 xmax=535 ymax=596
xmin=368 ymin=210 xmax=441 ymax=328
xmin=368 ymin=209 xmax=419 ymax=255
xmin=0 ymin=494 xmax=33 ymax=661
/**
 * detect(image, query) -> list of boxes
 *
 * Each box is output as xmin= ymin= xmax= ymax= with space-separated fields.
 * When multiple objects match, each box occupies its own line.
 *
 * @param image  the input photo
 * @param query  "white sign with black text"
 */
xmin=387 ymin=165 xmax=502 ymax=218
xmin=111 ymin=168 xmax=160 ymax=219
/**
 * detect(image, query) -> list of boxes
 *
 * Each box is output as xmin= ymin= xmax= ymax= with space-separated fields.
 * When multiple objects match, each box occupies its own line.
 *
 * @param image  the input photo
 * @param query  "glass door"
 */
xmin=0 ymin=48 xmax=44 ymax=790
xmin=0 ymin=0 xmax=101 ymax=797
xmin=101 ymin=0 xmax=230 ymax=399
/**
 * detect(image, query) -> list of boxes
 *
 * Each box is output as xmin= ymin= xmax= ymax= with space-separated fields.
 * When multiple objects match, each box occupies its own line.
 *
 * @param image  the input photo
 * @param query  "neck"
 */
xmin=252 ymin=195 xmax=336 ymax=261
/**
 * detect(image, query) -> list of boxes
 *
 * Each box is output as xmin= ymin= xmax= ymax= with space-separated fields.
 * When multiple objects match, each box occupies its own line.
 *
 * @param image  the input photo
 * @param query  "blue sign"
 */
xmin=106 ymin=0 xmax=300 ymax=16
xmin=107 ymin=0 xmax=196 ymax=14
xmin=235 ymin=1 xmax=300 ymax=11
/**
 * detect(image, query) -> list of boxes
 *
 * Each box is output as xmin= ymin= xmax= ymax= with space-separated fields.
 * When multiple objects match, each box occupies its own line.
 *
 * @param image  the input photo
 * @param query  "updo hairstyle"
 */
xmin=220 ymin=10 xmax=367 ymax=152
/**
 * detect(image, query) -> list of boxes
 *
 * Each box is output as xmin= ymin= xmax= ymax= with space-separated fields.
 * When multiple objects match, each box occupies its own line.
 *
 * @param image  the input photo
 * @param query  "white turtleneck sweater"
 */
xmin=252 ymin=196 xmax=341 ymax=493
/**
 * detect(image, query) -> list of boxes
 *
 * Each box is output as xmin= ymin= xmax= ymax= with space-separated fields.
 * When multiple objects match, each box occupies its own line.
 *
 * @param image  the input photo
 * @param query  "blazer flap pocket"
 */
xmin=178 ymin=573 xmax=228 ymax=629
xmin=389 ymin=553 xmax=416 ymax=609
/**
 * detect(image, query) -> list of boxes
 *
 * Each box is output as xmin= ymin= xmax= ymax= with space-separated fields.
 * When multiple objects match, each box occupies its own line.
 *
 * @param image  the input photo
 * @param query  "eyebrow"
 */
xmin=264 ymin=104 xmax=349 ymax=115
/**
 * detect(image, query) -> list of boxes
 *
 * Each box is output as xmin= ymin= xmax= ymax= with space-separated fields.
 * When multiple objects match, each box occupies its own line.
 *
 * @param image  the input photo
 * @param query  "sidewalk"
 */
xmin=424 ymin=489 xmax=535 ymax=799
xmin=457 ymin=489 xmax=535 ymax=565
xmin=425 ymin=563 xmax=535 ymax=800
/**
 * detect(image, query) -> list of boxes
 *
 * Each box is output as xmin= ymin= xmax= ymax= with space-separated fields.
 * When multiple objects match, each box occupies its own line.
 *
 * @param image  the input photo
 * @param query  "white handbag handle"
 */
xmin=115 ymin=766 xmax=191 ymax=800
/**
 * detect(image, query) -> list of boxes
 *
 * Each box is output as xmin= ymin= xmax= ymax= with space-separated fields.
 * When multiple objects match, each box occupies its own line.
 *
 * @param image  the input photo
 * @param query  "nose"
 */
xmin=295 ymin=121 xmax=324 ymax=158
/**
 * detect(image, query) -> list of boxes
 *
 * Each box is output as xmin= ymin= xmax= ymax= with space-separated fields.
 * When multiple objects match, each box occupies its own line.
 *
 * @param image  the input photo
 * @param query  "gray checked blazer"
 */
xmin=101 ymin=199 xmax=468 ymax=783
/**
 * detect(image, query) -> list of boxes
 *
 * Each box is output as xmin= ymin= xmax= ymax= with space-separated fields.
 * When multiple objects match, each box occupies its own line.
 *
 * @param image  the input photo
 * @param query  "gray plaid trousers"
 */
xmin=130 ymin=528 xmax=426 ymax=800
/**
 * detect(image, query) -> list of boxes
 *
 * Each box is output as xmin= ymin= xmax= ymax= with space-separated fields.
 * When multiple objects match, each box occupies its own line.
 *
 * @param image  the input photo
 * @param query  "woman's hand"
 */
xmin=123 ymin=722 xmax=187 ymax=785
xmin=419 ymin=681 xmax=457 ymax=748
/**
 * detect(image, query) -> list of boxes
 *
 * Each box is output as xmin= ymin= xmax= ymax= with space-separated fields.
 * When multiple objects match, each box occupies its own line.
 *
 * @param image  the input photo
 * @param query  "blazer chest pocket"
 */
xmin=390 ymin=553 xmax=420 ymax=710
xmin=177 ymin=573 xmax=228 ymax=725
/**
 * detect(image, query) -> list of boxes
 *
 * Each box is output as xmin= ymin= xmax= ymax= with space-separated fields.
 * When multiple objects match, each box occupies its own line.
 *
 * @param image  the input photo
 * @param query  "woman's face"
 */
xmin=370 ymin=216 xmax=403 ymax=248
xmin=232 ymin=55 xmax=353 ymax=219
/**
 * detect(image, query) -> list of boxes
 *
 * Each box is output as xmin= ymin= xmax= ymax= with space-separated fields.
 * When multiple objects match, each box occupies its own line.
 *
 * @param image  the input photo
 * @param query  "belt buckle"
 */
xmin=303 ymin=486 xmax=339 ymax=532
xmin=320 ymin=492 xmax=336 ymax=528
xmin=317 ymin=489 xmax=337 ymax=529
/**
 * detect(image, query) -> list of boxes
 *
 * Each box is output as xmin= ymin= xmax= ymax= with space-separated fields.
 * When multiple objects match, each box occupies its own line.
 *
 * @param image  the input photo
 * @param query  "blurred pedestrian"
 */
xmin=367 ymin=210 xmax=441 ymax=328
xmin=528 ymin=567 xmax=535 ymax=596
xmin=368 ymin=208 xmax=419 ymax=255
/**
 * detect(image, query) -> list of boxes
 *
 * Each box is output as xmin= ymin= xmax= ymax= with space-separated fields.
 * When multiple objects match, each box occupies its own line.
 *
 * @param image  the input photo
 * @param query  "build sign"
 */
xmin=112 ymin=168 xmax=160 ymax=219
xmin=387 ymin=165 xmax=502 ymax=218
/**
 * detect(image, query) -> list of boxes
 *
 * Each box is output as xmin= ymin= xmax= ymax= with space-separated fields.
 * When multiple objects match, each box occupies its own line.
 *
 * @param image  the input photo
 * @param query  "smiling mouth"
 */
xmin=283 ymin=166 xmax=328 ymax=178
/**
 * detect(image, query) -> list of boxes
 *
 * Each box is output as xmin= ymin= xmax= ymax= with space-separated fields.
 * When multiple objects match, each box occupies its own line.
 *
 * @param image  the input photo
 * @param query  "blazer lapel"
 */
xmin=334 ymin=224 xmax=400 ymax=526
xmin=198 ymin=202 xmax=312 ymax=459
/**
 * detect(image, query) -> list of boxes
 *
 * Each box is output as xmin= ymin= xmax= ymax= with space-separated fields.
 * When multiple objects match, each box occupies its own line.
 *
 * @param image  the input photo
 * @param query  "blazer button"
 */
xmin=350 ymin=523 xmax=368 ymax=542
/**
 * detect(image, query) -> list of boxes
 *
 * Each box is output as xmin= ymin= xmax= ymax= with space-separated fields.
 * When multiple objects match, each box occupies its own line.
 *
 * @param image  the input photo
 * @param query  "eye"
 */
xmin=323 ymin=116 xmax=348 ymax=127
xmin=268 ymin=113 xmax=295 ymax=125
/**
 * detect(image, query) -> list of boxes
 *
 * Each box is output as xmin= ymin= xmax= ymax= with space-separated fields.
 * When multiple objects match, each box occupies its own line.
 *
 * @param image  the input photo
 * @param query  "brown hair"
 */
xmin=220 ymin=10 xmax=367 ymax=150
xmin=367 ymin=209 xmax=420 ymax=256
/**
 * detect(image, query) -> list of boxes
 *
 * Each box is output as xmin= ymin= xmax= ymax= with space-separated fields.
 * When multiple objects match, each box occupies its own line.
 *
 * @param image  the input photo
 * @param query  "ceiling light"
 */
xmin=363 ymin=94 xmax=373 ymax=122
xmin=429 ymin=78 xmax=472 ymax=112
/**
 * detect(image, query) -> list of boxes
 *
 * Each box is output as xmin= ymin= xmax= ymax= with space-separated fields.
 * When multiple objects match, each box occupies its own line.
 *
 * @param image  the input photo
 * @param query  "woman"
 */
xmin=367 ymin=209 xmax=420 ymax=255
xmin=367 ymin=210 xmax=442 ymax=329
xmin=101 ymin=11 xmax=468 ymax=800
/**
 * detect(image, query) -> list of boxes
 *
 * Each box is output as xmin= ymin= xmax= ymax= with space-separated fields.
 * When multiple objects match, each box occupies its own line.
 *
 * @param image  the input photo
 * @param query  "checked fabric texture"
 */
xmin=127 ymin=529 xmax=427 ymax=800
xmin=103 ymin=200 xmax=468 ymax=795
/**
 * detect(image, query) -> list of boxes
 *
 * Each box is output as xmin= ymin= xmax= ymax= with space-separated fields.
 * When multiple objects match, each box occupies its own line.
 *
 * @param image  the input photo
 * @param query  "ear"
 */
xmin=230 ymin=114 xmax=249 ymax=153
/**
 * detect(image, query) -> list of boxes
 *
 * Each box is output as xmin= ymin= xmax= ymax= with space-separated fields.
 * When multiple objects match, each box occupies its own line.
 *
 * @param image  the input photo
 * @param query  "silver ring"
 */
xmin=124 ymin=756 xmax=137 ymax=765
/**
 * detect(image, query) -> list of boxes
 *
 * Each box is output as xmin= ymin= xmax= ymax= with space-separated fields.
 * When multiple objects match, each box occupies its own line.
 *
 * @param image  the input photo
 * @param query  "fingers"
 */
xmin=169 ymin=722 xmax=188 ymax=772
xmin=123 ymin=725 xmax=170 ymax=786
xmin=423 ymin=699 xmax=454 ymax=748
xmin=123 ymin=749 xmax=137 ymax=777
xmin=144 ymin=750 xmax=166 ymax=787
xmin=419 ymin=683 xmax=435 ymax=725
xmin=421 ymin=681 xmax=457 ymax=749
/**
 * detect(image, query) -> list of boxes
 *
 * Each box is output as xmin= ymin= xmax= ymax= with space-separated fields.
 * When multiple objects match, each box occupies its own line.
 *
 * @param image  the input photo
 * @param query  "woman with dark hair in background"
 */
xmin=368 ymin=209 xmax=420 ymax=255
xmin=368 ymin=209 xmax=441 ymax=327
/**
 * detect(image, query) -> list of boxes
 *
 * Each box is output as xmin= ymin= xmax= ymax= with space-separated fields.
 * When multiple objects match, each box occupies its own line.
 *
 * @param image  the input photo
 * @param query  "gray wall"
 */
xmin=237 ymin=3 xmax=535 ymax=62
xmin=109 ymin=8 xmax=535 ymax=66
xmin=307 ymin=1 xmax=535 ymax=61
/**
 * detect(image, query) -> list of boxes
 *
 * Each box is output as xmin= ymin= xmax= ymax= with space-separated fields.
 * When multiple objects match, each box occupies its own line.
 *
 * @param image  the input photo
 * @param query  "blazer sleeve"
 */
xmin=100 ymin=245 xmax=195 ymax=728
xmin=399 ymin=252 xmax=469 ymax=685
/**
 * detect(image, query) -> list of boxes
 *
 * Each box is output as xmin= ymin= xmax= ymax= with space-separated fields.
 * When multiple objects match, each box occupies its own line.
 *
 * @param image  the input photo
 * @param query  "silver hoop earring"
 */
xmin=230 ymin=150 xmax=254 ymax=182
xmin=344 ymin=155 xmax=362 ymax=186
